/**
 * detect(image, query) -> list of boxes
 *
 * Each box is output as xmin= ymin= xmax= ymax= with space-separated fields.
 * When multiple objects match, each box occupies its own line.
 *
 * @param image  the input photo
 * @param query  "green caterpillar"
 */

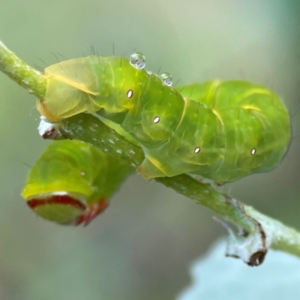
xmin=36 ymin=53 xmax=291 ymax=184
xmin=21 ymin=140 xmax=132 ymax=225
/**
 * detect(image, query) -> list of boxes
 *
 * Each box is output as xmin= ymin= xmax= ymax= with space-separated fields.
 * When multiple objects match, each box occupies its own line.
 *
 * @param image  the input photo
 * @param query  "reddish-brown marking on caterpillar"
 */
xmin=75 ymin=198 xmax=109 ymax=226
xmin=27 ymin=194 xmax=86 ymax=210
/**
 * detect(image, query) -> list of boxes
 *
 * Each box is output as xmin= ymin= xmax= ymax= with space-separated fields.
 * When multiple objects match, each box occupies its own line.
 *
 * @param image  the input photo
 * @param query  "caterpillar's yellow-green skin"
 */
xmin=21 ymin=140 xmax=132 ymax=225
xmin=37 ymin=56 xmax=291 ymax=184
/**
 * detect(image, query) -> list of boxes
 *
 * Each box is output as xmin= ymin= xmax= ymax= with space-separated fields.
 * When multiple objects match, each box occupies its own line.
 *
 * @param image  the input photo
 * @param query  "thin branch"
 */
xmin=61 ymin=114 xmax=300 ymax=265
xmin=0 ymin=41 xmax=46 ymax=98
xmin=1 ymin=40 xmax=300 ymax=266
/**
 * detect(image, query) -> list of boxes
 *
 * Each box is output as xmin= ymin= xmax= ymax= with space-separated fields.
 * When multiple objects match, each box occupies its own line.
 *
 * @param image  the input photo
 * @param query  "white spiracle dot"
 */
xmin=194 ymin=147 xmax=201 ymax=154
xmin=127 ymin=89 xmax=133 ymax=98
xmin=153 ymin=116 xmax=160 ymax=124
xmin=251 ymin=148 xmax=256 ymax=155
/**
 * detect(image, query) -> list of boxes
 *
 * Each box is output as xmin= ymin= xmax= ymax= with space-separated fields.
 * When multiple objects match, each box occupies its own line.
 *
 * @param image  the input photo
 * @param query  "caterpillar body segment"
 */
xmin=176 ymin=80 xmax=291 ymax=183
xmin=37 ymin=55 xmax=291 ymax=184
xmin=22 ymin=140 xmax=132 ymax=225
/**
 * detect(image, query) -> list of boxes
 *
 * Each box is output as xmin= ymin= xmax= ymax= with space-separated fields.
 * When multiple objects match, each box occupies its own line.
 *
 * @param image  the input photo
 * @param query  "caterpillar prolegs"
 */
xmin=36 ymin=53 xmax=291 ymax=184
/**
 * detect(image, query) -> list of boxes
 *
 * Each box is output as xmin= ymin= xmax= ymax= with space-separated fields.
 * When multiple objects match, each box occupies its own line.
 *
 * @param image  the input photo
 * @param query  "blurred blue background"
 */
xmin=0 ymin=1 xmax=299 ymax=299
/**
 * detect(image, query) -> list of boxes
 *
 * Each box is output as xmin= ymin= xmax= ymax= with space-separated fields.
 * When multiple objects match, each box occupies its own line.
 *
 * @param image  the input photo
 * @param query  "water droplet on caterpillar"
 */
xmin=130 ymin=52 xmax=146 ymax=69
xmin=160 ymin=73 xmax=173 ymax=86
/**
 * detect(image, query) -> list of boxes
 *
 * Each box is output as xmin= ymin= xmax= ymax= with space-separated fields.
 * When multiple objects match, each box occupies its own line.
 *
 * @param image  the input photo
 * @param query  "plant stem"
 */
xmin=0 ymin=41 xmax=46 ymax=98
xmin=1 ymin=40 xmax=300 ymax=265
xmin=61 ymin=114 xmax=300 ymax=265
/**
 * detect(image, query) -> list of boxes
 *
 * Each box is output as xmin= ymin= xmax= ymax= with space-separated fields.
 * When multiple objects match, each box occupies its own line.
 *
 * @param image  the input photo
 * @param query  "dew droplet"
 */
xmin=194 ymin=147 xmax=201 ymax=154
xmin=153 ymin=116 xmax=160 ymax=124
xmin=160 ymin=72 xmax=173 ymax=86
xmin=251 ymin=148 xmax=256 ymax=155
xmin=130 ymin=52 xmax=146 ymax=69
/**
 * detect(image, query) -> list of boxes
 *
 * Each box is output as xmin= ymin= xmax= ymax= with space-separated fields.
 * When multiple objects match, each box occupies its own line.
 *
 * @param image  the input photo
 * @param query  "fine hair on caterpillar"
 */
xmin=36 ymin=52 xmax=291 ymax=185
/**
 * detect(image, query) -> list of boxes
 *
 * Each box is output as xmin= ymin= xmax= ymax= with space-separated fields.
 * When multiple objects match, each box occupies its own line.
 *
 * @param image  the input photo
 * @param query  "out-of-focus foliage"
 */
xmin=178 ymin=239 xmax=300 ymax=300
xmin=0 ymin=1 xmax=299 ymax=299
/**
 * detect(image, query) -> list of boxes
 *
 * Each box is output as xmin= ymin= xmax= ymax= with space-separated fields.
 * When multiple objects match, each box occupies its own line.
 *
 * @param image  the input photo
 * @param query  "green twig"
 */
xmin=0 ymin=41 xmax=46 ymax=98
xmin=1 ymin=40 xmax=300 ymax=266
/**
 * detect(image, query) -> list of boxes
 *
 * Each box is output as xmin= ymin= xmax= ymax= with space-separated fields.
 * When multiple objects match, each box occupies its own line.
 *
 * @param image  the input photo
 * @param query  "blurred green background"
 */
xmin=0 ymin=1 xmax=300 ymax=299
